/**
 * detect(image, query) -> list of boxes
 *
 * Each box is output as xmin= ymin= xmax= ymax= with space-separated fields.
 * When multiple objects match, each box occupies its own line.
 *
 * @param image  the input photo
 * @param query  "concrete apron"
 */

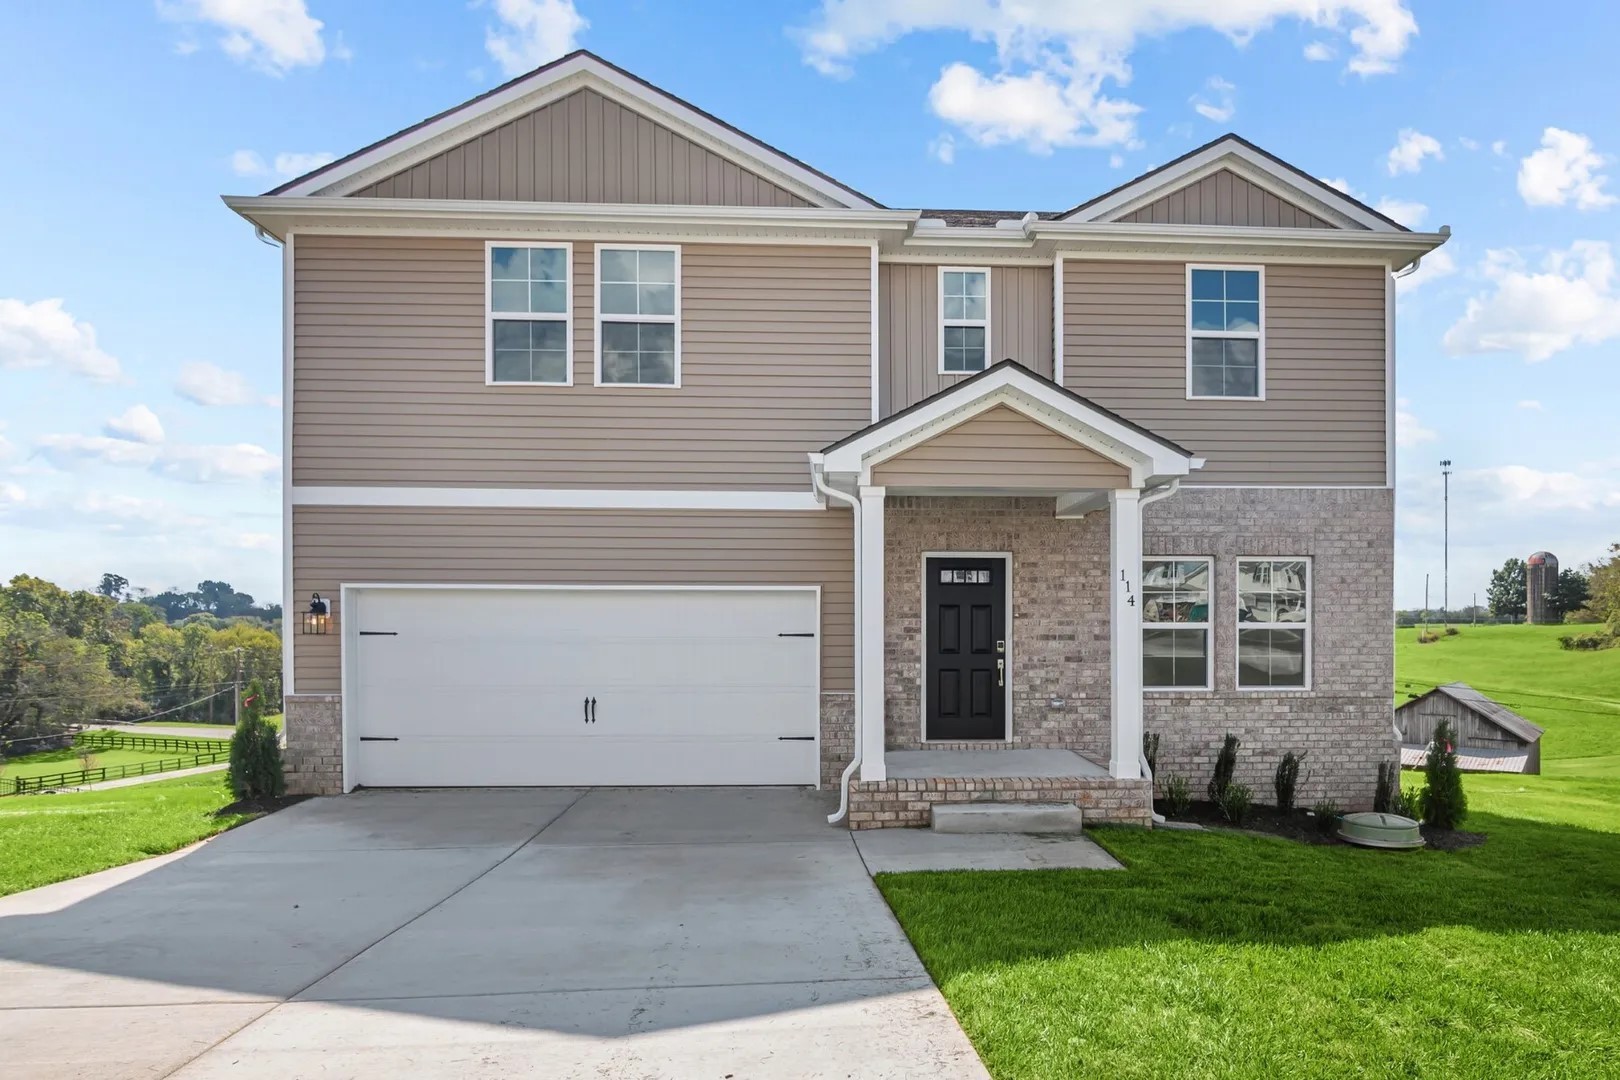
xmin=0 ymin=787 xmax=987 ymax=1080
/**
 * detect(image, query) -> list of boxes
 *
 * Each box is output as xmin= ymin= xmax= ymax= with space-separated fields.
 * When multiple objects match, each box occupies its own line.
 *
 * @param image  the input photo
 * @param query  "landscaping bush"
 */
xmin=1444 ymin=626 xmax=1460 ymax=636
xmin=1142 ymin=731 xmax=1160 ymax=788
xmin=1163 ymin=774 xmax=1193 ymax=818
xmin=1559 ymin=629 xmax=1616 ymax=651
xmin=1416 ymin=630 xmax=1440 ymax=644
xmin=1273 ymin=751 xmax=1306 ymax=814
xmin=1374 ymin=760 xmax=1397 ymax=812
xmin=1417 ymin=717 xmax=1467 ymax=830
xmin=1207 ymin=733 xmax=1240 ymax=802
xmin=1388 ymin=781 xmax=1410 ymax=818
xmin=1312 ymin=799 xmax=1342 ymax=836
xmin=1217 ymin=782 xmax=1253 ymax=825
xmin=228 ymin=678 xmax=285 ymax=801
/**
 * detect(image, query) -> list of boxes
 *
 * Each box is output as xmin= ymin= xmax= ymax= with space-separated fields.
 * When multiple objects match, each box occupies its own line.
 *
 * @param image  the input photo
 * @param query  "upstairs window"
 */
xmin=597 ymin=245 xmax=680 ymax=387
xmin=1142 ymin=558 xmax=1212 ymax=690
xmin=1236 ymin=558 xmax=1311 ymax=689
xmin=1188 ymin=265 xmax=1263 ymax=400
xmin=939 ymin=267 xmax=990 ymax=374
xmin=487 ymin=243 xmax=572 ymax=385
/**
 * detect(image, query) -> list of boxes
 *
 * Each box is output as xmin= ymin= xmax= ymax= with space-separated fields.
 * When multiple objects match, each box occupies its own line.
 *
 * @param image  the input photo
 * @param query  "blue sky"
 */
xmin=2 ymin=1 xmax=1617 ymax=610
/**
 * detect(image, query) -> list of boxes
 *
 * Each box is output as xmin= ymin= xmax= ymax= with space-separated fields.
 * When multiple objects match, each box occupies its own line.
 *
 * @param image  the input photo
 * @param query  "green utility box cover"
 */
xmin=1338 ymin=812 xmax=1424 ymax=850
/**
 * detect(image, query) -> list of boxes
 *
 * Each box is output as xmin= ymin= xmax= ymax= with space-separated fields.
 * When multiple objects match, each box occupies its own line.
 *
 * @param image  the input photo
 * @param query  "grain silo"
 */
xmin=1527 ymin=551 xmax=1559 ymax=623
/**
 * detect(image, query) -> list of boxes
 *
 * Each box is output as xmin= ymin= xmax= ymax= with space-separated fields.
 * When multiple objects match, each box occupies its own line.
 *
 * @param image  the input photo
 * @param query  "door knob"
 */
xmin=997 ymin=658 xmax=1005 ymax=687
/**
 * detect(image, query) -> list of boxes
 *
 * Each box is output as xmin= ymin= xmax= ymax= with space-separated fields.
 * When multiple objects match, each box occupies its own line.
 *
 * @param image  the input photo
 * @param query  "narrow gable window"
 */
xmin=487 ymin=243 xmax=572 ymax=385
xmin=1236 ymin=558 xmax=1310 ymax=689
xmin=1188 ymin=265 xmax=1263 ymax=399
xmin=597 ymin=245 xmax=680 ymax=387
xmin=1142 ymin=559 xmax=1212 ymax=690
xmin=940 ymin=267 xmax=990 ymax=374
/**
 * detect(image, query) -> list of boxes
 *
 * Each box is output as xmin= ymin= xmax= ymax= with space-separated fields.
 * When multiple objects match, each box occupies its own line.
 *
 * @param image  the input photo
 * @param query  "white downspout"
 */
xmin=1136 ymin=478 xmax=1182 ymax=825
xmin=813 ymin=468 xmax=862 ymax=824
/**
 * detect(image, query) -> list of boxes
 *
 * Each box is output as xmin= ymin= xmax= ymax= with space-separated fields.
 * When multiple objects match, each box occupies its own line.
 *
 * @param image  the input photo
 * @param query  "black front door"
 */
xmin=925 ymin=557 xmax=1007 ymax=740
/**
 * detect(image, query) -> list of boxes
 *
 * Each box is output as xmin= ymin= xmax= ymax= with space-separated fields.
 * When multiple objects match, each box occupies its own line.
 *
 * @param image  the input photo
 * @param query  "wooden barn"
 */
xmin=1397 ymin=682 xmax=1544 ymax=774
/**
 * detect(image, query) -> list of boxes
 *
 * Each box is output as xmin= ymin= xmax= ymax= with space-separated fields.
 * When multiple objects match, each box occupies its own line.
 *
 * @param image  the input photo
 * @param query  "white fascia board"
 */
xmin=273 ymin=55 xmax=877 ymax=209
xmin=1062 ymin=139 xmax=1396 ymax=231
xmin=291 ymin=486 xmax=826 ymax=511
xmin=1030 ymin=220 xmax=1448 ymax=269
xmin=821 ymin=366 xmax=1194 ymax=480
xmin=224 ymin=196 xmax=917 ymax=243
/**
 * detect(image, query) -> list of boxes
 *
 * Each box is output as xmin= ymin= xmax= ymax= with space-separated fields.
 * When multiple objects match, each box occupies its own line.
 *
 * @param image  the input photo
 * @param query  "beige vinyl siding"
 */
xmin=878 ymin=264 xmax=1053 ymax=417
xmin=872 ymin=406 xmax=1129 ymax=489
xmin=1115 ymin=169 xmax=1342 ymax=229
xmin=1062 ymin=260 xmax=1387 ymax=485
xmin=291 ymin=505 xmax=853 ymax=695
xmin=292 ymin=235 xmax=871 ymax=488
xmin=346 ymin=88 xmax=811 ymax=207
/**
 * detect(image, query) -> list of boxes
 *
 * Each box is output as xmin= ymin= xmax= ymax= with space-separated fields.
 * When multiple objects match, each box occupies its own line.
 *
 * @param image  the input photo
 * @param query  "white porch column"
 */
xmin=858 ymin=484 xmax=887 ymax=782
xmin=1108 ymin=488 xmax=1144 ymax=779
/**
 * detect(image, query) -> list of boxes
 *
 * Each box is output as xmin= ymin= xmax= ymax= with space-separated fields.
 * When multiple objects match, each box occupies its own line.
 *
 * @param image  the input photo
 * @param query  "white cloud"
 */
xmin=1321 ymin=176 xmax=1357 ymax=196
xmin=230 ymin=149 xmax=335 ymax=179
xmin=159 ymin=0 xmax=328 ymax=75
xmin=1395 ymin=247 xmax=1456 ymax=292
xmin=796 ymin=2 xmax=1416 ymax=153
xmin=35 ymin=434 xmax=160 ymax=469
xmin=1387 ymin=128 xmax=1443 ymax=175
xmin=1108 ymin=152 xmax=1125 ymax=169
xmin=1469 ymin=464 xmax=1620 ymax=514
xmin=485 ymin=0 xmax=587 ymax=77
xmin=231 ymin=149 xmax=267 ymax=176
xmin=1191 ymin=76 xmax=1235 ymax=123
xmin=103 ymin=405 xmax=165 ymax=445
xmin=1491 ymin=139 xmax=1507 ymax=156
xmin=0 ymin=298 xmax=122 ymax=382
xmin=928 ymin=133 xmax=956 ymax=165
xmin=1444 ymin=241 xmax=1620 ymax=361
xmin=224 ymin=531 xmax=278 ymax=551
xmin=0 ymin=426 xmax=13 ymax=462
xmin=1374 ymin=195 xmax=1427 ymax=227
xmin=1303 ymin=41 xmax=1334 ymax=62
xmin=1517 ymin=399 xmax=1544 ymax=411
xmin=0 ymin=482 xmax=24 ymax=507
xmin=157 ymin=443 xmax=281 ymax=484
xmin=1395 ymin=398 xmax=1437 ymax=448
xmin=174 ymin=361 xmax=271 ymax=407
xmin=1517 ymin=127 xmax=1615 ymax=210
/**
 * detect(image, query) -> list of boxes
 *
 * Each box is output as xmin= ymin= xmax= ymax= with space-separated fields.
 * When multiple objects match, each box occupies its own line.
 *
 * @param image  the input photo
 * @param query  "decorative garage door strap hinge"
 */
xmin=358 ymin=736 xmax=400 ymax=742
xmin=358 ymin=631 xmax=398 ymax=636
xmin=777 ymin=736 xmax=815 ymax=741
xmin=777 ymin=632 xmax=816 ymax=637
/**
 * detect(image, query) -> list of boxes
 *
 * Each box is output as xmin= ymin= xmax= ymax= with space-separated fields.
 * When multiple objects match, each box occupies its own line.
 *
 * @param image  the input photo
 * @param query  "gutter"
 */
xmin=1136 ymin=478 xmax=1182 ymax=826
xmin=811 ymin=462 xmax=862 ymax=825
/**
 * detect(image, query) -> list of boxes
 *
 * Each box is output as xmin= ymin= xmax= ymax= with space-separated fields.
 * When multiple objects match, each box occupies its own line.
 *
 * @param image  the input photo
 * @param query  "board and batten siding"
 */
xmin=345 ymin=88 xmax=811 ymax=207
xmin=1062 ymin=260 xmax=1388 ymax=485
xmin=1114 ymin=169 xmax=1342 ymax=229
xmin=292 ymin=235 xmax=871 ymax=489
xmin=291 ymin=505 xmax=854 ymax=695
xmin=872 ymin=406 xmax=1129 ymax=489
xmin=878 ymin=263 xmax=1053 ymax=417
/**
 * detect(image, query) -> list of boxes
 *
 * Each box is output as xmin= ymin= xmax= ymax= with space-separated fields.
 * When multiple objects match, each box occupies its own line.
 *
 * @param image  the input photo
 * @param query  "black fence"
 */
xmin=2 ymin=732 xmax=233 ymax=796
xmin=78 ymin=731 xmax=227 ymax=755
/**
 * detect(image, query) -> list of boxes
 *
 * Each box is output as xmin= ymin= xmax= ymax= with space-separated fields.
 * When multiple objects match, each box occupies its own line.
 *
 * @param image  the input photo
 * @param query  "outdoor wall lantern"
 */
xmin=301 ymin=593 xmax=330 ymax=635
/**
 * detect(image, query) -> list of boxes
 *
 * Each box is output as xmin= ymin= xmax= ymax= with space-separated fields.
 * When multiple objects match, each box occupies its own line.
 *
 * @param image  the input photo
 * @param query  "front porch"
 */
xmin=847 ymin=748 xmax=1152 ymax=829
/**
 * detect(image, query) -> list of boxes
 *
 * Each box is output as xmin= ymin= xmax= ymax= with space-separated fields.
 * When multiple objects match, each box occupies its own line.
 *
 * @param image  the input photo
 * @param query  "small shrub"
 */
xmin=1559 ymin=629 xmax=1616 ymax=651
xmin=1163 ymin=773 xmax=1193 ymax=818
xmin=228 ymin=678 xmax=285 ymax=802
xmin=1313 ymin=799 xmax=1343 ymax=836
xmin=1388 ymin=781 xmax=1411 ymax=818
xmin=76 ymin=747 xmax=97 ymax=772
xmin=1417 ymin=717 xmax=1467 ymax=830
xmin=1444 ymin=626 xmax=1460 ymax=636
xmin=1374 ymin=760 xmax=1397 ymax=813
xmin=1142 ymin=731 xmax=1161 ymax=789
xmin=1273 ymin=751 xmax=1306 ymax=814
xmin=1217 ymin=782 xmax=1253 ymax=825
xmin=1207 ymin=732 xmax=1240 ymax=802
xmin=1416 ymin=630 xmax=1440 ymax=644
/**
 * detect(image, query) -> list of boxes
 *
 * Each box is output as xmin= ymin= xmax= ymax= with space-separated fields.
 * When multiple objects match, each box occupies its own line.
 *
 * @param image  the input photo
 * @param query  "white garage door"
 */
xmin=346 ymin=587 xmax=820 ymax=788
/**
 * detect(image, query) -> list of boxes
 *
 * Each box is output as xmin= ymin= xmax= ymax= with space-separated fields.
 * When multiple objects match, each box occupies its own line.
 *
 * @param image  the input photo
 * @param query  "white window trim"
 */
xmin=485 ymin=240 xmax=574 ymax=387
xmin=1186 ymin=263 xmax=1265 ymax=402
xmin=594 ymin=242 xmax=682 ymax=388
xmin=1142 ymin=556 xmax=1214 ymax=692
xmin=938 ymin=266 xmax=992 ymax=375
xmin=1234 ymin=555 xmax=1312 ymax=692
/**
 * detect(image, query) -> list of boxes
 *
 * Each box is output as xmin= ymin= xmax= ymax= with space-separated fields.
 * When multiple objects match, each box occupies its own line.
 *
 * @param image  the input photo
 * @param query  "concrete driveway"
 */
xmin=0 ymin=788 xmax=987 ymax=1079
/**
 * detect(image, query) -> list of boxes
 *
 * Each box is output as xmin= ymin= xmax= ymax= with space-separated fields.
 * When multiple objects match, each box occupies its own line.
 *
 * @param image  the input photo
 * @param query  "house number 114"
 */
xmin=1120 ymin=569 xmax=1135 ymax=606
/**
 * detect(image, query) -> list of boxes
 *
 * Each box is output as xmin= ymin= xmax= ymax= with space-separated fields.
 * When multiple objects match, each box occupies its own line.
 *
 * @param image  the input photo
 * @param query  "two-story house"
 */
xmin=229 ymin=51 xmax=1448 ymax=827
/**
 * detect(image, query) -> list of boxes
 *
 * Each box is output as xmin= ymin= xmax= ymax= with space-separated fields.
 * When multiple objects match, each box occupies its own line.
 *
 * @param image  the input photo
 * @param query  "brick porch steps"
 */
xmin=931 ymin=801 xmax=1085 ymax=834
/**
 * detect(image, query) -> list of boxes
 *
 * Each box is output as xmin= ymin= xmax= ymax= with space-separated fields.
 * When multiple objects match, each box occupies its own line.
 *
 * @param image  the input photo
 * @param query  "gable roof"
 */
xmin=269 ymin=50 xmax=881 ymax=209
xmin=1059 ymin=134 xmax=1407 ymax=232
xmin=1398 ymin=682 xmax=1545 ymax=744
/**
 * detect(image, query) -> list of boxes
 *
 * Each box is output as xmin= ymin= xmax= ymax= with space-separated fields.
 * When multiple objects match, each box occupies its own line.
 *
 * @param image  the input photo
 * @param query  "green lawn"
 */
xmin=0 ymin=773 xmax=253 ymax=897
xmin=123 ymin=712 xmax=283 ymax=735
xmin=880 ymin=623 xmax=1620 ymax=1078
xmin=0 ymin=745 xmax=194 ymax=783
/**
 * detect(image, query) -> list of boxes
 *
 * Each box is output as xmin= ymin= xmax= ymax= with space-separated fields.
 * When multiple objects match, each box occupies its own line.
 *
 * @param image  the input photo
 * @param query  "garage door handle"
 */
xmin=590 ymin=697 xmax=597 ymax=723
xmin=584 ymin=697 xmax=596 ymax=723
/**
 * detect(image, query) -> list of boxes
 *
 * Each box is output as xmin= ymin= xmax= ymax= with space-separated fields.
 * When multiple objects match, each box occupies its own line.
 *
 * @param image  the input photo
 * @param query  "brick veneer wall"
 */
xmin=1142 ymin=487 xmax=1397 ymax=809
xmin=847 ymin=775 xmax=1151 ymax=829
xmin=819 ymin=693 xmax=854 ymax=788
xmin=883 ymin=496 xmax=1111 ymax=756
xmin=283 ymin=693 xmax=343 ymax=795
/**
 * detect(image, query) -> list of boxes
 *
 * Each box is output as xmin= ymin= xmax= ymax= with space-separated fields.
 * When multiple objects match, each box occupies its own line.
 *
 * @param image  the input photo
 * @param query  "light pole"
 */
xmin=1440 ymin=459 xmax=1452 ymax=628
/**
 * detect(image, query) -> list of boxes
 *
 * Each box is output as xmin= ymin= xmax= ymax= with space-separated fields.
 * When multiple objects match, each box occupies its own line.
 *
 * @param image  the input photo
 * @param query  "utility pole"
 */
xmin=1440 ymin=459 xmax=1453 ymax=629
xmin=233 ymin=648 xmax=245 ymax=727
xmin=1472 ymin=592 xmax=1477 ymax=626
xmin=1423 ymin=574 xmax=1430 ymax=639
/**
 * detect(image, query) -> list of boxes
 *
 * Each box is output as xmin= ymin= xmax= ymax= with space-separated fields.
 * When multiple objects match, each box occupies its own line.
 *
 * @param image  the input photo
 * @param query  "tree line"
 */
xmin=0 ymin=574 xmax=281 ymax=750
xmin=1480 ymin=545 xmax=1620 ymax=628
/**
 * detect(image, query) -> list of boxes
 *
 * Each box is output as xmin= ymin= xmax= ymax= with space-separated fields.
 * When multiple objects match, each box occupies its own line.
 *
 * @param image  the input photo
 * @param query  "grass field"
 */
xmin=0 ymin=745 xmax=195 ymax=784
xmin=119 ymin=712 xmax=284 ymax=735
xmin=0 ymin=773 xmax=252 ymax=897
xmin=881 ymin=623 xmax=1620 ymax=1078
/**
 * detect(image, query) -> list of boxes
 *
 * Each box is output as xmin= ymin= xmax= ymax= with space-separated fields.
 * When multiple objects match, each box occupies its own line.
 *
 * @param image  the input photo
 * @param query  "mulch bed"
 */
xmin=215 ymin=794 xmax=311 ymax=818
xmin=1156 ymin=799 xmax=1486 ymax=850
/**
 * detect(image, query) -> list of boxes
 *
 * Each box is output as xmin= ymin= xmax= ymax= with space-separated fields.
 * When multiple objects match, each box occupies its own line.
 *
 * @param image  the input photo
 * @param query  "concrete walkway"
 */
xmin=0 ymin=787 xmax=988 ymax=1079
xmin=58 ymin=762 xmax=228 ymax=792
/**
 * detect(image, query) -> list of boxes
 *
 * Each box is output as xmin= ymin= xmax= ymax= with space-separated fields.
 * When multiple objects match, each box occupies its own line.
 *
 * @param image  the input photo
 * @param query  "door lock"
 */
xmin=995 ymin=639 xmax=1005 ymax=653
xmin=997 ymin=658 xmax=1005 ymax=687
